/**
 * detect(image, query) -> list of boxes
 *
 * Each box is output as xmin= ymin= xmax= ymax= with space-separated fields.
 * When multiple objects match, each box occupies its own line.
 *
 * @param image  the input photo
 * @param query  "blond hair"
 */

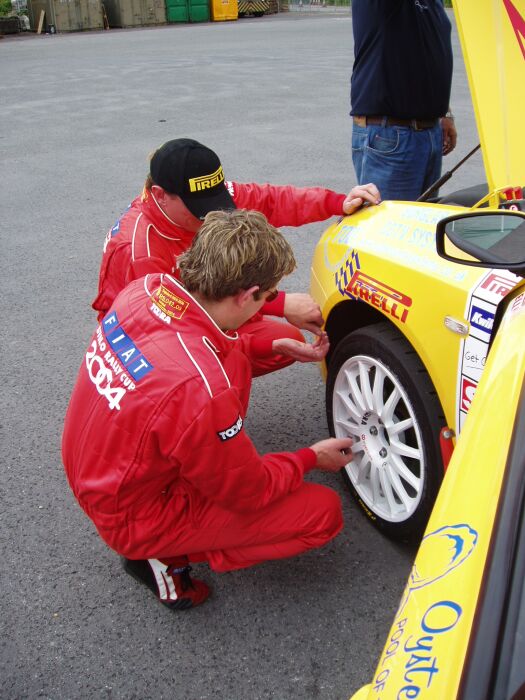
xmin=178 ymin=210 xmax=296 ymax=300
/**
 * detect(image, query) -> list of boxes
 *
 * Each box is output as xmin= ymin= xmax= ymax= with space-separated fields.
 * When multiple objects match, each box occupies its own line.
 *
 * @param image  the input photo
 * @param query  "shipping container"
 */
xmin=28 ymin=0 xmax=104 ymax=31
xmin=104 ymin=0 xmax=166 ymax=27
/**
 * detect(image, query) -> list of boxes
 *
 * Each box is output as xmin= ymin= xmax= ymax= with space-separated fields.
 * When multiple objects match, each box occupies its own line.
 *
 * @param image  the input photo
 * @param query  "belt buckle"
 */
xmin=411 ymin=119 xmax=423 ymax=131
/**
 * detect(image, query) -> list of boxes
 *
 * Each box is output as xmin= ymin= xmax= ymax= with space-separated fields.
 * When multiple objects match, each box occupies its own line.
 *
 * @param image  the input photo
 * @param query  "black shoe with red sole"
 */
xmin=122 ymin=558 xmax=210 ymax=610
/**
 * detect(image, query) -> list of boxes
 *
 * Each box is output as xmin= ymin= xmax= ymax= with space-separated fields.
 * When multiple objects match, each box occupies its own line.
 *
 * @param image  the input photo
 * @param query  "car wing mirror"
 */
xmin=436 ymin=211 xmax=525 ymax=276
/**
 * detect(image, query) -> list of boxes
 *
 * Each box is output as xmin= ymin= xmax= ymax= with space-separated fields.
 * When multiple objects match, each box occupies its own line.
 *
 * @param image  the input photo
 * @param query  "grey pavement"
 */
xmin=0 ymin=11 xmax=484 ymax=700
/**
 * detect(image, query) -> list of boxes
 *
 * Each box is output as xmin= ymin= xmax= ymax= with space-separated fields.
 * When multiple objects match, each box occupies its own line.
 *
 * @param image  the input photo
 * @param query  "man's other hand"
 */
xmin=283 ymin=292 xmax=324 ymax=335
xmin=343 ymin=183 xmax=381 ymax=215
xmin=272 ymin=332 xmax=329 ymax=363
xmin=441 ymin=116 xmax=457 ymax=155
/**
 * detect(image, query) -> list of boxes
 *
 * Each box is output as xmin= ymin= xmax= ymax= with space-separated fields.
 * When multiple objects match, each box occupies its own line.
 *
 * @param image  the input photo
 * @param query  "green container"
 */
xmin=189 ymin=0 xmax=209 ymax=21
xmin=166 ymin=0 xmax=188 ymax=21
xmin=166 ymin=0 xmax=207 ymax=22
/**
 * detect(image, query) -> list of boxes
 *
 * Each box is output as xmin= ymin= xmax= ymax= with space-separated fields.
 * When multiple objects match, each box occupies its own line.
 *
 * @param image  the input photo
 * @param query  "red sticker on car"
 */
xmin=460 ymin=377 xmax=478 ymax=413
xmin=346 ymin=270 xmax=412 ymax=323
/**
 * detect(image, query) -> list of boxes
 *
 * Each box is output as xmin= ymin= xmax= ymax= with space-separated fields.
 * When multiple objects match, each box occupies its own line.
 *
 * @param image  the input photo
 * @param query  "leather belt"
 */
xmin=353 ymin=115 xmax=439 ymax=131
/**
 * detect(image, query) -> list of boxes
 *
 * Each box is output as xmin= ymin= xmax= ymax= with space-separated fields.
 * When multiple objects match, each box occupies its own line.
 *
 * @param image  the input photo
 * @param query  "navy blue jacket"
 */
xmin=350 ymin=0 xmax=453 ymax=120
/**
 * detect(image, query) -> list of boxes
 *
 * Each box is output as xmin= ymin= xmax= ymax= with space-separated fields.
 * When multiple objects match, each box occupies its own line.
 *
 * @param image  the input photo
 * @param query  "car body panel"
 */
xmin=454 ymin=0 xmax=525 ymax=193
xmin=350 ymin=279 xmax=525 ymax=699
xmin=311 ymin=201 xmax=521 ymax=436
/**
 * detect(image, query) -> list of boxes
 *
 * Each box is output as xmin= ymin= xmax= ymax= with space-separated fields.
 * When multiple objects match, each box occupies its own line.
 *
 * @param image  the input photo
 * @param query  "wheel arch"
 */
xmin=325 ymin=299 xmax=395 ymax=367
xmin=324 ymin=299 xmax=451 ymax=429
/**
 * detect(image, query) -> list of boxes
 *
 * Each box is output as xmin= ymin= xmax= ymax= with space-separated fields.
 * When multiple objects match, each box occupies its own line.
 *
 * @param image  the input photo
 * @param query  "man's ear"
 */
xmin=236 ymin=286 xmax=260 ymax=308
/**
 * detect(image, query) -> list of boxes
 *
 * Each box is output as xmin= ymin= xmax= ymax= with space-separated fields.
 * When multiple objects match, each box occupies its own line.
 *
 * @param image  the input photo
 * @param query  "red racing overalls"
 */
xmin=64 ymin=274 xmax=343 ymax=572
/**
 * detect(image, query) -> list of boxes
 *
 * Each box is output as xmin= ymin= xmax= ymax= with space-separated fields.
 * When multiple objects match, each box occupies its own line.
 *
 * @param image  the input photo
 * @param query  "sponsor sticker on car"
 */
xmin=335 ymin=250 xmax=413 ymax=323
xmin=456 ymin=269 xmax=521 ymax=430
xmin=461 ymin=336 xmax=488 ymax=382
xmin=345 ymin=270 xmax=412 ymax=323
xmin=370 ymin=524 xmax=478 ymax=697
xmin=469 ymin=304 xmax=495 ymax=338
xmin=479 ymin=271 xmax=519 ymax=301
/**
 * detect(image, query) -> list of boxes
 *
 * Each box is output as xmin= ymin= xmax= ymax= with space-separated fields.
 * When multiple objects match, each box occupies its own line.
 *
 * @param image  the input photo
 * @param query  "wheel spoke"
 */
xmin=388 ymin=417 xmax=414 ymax=436
xmin=370 ymin=463 xmax=381 ymax=504
xmin=379 ymin=468 xmax=401 ymax=515
xmin=390 ymin=438 xmax=421 ymax=461
xmin=385 ymin=463 xmax=414 ymax=512
xmin=358 ymin=360 xmax=374 ymax=411
xmin=351 ymin=436 xmax=366 ymax=453
xmin=372 ymin=365 xmax=386 ymax=413
xmin=335 ymin=416 xmax=361 ymax=439
xmin=347 ymin=369 xmax=368 ymax=413
xmin=335 ymin=387 xmax=362 ymax=423
xmin=391 ymin=453 xmax=421 ymax=491
xmin=381 ymin=386 xmax=400 ymax=423
xmin=354 ymin=455 xmax=370 ymax=486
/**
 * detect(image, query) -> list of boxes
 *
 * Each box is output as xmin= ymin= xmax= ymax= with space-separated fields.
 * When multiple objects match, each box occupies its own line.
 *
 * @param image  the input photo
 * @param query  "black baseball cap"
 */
xmin=150 ymin=138 xmax=236 ymax=219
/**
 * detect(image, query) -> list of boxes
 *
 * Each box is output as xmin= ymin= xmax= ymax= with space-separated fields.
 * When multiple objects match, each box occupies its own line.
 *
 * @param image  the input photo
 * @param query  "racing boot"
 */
xmin=123 ymin=557 xmax=210 ymax=610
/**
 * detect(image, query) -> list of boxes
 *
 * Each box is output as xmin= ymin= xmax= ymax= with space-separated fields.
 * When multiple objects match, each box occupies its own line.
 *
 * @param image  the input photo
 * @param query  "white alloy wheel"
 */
xmin=332 ymin=354 xmax=425 ymax=523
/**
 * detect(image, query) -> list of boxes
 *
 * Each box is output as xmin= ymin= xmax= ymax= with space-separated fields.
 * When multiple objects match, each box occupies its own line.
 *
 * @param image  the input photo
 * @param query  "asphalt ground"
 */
xmin=0 ymin=11 xmax=485 ymax=700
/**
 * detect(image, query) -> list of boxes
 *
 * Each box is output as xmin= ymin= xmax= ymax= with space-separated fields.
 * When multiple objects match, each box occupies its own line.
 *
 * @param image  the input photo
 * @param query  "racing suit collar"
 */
xmin=141 ymin=190 xmax=194 ymax=244
xmin=145 ymin=273 xmax=239 ymax=355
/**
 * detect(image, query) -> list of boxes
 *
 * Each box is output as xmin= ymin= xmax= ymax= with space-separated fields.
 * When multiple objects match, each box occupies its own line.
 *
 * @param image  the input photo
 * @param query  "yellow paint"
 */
xmin=349 ymin=279 xmax=525 ymax=699
xmin=453 ymin=0 xmax=525 ymax=193
xmin=310 ymin=200 xmax=488 ymax=432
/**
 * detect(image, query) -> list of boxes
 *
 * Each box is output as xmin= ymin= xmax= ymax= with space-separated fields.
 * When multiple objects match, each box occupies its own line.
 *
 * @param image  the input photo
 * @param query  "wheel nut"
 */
xmin=370 ymin=426 xmax=378 ymax=436
xmin=379 ymin=447 xmax=388 ymax=458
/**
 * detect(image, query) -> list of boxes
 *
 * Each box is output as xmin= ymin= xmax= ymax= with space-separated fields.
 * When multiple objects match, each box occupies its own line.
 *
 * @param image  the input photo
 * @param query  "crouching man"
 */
xmin=62 ymin=210 xmax=352 ymax=611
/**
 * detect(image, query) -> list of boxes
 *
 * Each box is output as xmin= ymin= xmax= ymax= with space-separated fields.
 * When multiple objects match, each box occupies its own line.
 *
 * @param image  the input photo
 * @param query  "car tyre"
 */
xmin=326 ymin=322 xmax=445 ymax=541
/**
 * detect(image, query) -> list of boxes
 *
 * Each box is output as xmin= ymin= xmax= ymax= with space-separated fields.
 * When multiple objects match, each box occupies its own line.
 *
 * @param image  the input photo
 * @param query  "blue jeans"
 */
xmin=352 ymin=120 xmax=443 ymax=201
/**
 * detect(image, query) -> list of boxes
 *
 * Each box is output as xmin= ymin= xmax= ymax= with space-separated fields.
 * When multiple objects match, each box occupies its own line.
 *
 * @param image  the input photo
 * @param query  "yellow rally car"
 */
xmin=350 ymin=210 xmax=525 ymax=699
xmin=310 ymin=0 xmax=525 ymax=539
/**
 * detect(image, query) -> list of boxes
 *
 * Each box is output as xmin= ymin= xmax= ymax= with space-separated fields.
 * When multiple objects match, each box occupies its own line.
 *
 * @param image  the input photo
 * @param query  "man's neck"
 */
xmin=191 ymin=292 xmax=235 ymax=331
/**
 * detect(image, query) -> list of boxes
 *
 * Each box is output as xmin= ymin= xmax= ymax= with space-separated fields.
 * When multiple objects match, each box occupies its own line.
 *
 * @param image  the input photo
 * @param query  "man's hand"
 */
xmin=441 ymin=117 xmax=457 ymax=155
xmin=342 ymin=183 xmax=381 ymax=215
xmin=272 ymin=333 xmax=329 ymax=363
xmin=283 ymin=292 xmax=324 ymax=335
xmin=310 ymin=437 xmax=354 ymax=472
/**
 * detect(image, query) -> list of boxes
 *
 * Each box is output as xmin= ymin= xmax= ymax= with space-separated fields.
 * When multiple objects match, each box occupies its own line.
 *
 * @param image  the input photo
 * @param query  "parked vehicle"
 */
xmin=350 ymin=211 xmax=525 ymax=700
xmin=238 ymin=0 xmax=268 ymax=17
xmin=310 ymin=0 xmax=525 ymax=539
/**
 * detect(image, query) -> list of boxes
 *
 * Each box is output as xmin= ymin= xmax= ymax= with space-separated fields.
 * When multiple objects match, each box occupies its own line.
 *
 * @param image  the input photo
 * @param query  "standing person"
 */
xmin=93 ymin=138 xmax=381 ymax=376
xmin=350 ymin=0 xmax=457 ymax=201
xmin=63 ymin=210 xmax=353 ymax=611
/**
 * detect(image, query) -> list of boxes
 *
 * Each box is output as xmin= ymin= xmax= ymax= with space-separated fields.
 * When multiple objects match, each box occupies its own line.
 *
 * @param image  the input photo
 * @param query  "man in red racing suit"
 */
xmin=92 ymin=138 xmax=380 ymax=376
xmin=64 ymin=210 xmax=353 ymax=610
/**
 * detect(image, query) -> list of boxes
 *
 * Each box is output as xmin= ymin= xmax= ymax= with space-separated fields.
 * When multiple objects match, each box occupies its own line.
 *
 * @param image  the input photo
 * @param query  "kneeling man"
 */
xmin=62 ymin=210 xmax=352 ymax=611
